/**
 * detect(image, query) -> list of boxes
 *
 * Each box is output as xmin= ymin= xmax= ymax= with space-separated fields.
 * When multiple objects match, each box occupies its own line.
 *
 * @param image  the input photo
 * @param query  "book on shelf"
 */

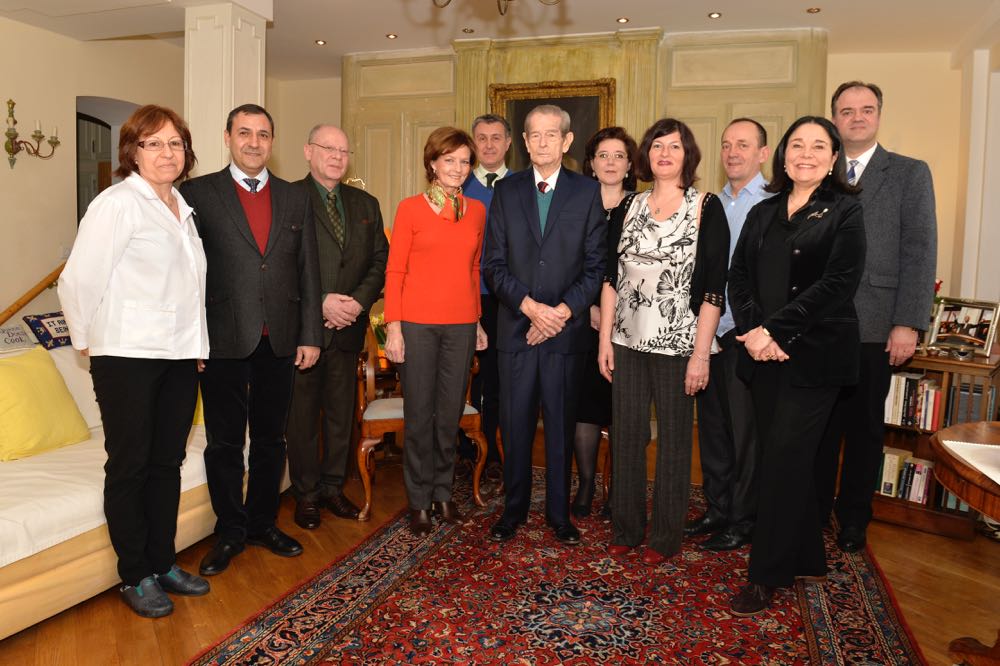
xmin=880 ymin=446 xmax=911 ymax=497
xmin=907 ymin=458 xmax=934 ymax=505
xmin=883 ymin=371 xmax=926 ymax=427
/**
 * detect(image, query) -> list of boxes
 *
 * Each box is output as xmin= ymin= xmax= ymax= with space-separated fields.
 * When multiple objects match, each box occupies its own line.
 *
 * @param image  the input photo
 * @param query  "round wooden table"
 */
xmin=929 ymin=421 xmax=1000 ymax=666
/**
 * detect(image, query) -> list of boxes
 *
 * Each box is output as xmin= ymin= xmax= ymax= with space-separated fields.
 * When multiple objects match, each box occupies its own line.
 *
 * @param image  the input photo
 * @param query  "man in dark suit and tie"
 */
xmin=483 ymin=104 xmax=606 ymax=545
xmin=285 ymin=124 xmax=388 ymax=529
xmin=817 ymin=81 xmax=937 ymax=553
xmin=180 ymin=104 xmax=323 ymax=576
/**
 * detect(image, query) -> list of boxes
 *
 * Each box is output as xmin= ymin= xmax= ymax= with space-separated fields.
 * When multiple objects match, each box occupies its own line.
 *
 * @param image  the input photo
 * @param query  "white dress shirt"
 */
xmin=230 ymin=163 xmax=270 ymax=191
xmin=59 ymin=172 xmax=210 ymax=359
xmin=846 ymin=142 xmax=879 ymax=182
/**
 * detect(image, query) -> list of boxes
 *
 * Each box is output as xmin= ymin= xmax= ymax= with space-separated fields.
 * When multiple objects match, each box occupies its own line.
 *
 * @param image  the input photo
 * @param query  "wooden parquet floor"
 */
xmin=1 ymin=431 xmax=997 ymax=666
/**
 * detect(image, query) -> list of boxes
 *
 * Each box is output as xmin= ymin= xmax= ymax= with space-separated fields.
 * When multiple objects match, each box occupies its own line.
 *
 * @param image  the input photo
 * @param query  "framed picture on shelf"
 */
xmin=927 ymin=297 xmax=998 ymax=356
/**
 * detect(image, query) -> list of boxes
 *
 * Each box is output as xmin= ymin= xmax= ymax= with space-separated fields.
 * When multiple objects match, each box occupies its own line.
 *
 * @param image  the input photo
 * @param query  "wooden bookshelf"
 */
xmin=873 ymin=349 xmax=1000 ymax=539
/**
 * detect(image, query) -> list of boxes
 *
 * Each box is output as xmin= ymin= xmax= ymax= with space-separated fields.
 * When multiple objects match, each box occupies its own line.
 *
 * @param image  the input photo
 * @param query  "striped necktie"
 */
xmin=847 ymin=160 xmax=859 ymax=186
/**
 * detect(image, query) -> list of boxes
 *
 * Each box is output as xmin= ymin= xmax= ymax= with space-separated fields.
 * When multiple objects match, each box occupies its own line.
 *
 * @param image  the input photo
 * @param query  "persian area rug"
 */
xmin=189 ymin=472 xmax=925 ymax=665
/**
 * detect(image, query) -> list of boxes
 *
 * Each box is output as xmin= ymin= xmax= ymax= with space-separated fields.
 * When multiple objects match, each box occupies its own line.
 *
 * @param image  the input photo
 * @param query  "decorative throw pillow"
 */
xmin=0 ymin=346 xmax=91 ymax=461
xmin=22 ymin=311 xmax=73 ymax=349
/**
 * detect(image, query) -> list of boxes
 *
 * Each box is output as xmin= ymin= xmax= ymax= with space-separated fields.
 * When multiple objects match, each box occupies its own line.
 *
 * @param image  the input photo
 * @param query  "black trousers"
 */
xmin=90 ymin=356 xmax=198 ymax=586
xmin=748 ymin=363 xmax=838 ymax=588
xmin=286 ymin=344 xmax=356 ymax=502
xmin=498 ymin=348 xmax=582 ymax=526
xmin=200 ymin=336 xmax=295 ymax=542
xmin=816 ymin=343 xmax=893 ymax=530
xmin=695 ymin=329 xmax=758 ymax=533
xmin=469 ymin=294 xmax=501 ymax=462
xmin=399 ymin=322 xmax=477 ymax=510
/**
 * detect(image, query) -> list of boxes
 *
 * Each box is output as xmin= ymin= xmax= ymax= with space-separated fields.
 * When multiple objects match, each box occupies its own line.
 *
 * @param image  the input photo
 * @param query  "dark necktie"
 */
xmin=847 ymin=159 xmax=859 ymax=186
xmin=537 ymin=181 xmax=548 ymax=194
xmin=485 ymin=173 xmax=498 ymax=190
xmin=243 ymin=177 xmax=260 ymax=193
xmin=326 ymin=190 xmax=345 ymax=247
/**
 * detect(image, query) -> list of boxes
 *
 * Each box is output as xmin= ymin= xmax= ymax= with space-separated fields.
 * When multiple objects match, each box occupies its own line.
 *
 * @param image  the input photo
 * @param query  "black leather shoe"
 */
xmin=157 ymin=565 xmax=210 ymax=596
xmin=199 ymin=539 xmax=244 ymax=576
xmin=684 ymin=513 xmax=729 ymax=537
xmin=551 ymin=523 xmax=581 ymax=545
xmin=729 ymin=583 xmax=775 ymax=616
xmin=294 ymin=500 xmax=322 ymax=530
xmin=701 ymin=527 xmax=751 ymax=551
xmin=323 ymin=492 xmax=361 ymax=520
xmin=247 ymin=526 xmax=303 ymax=557
xmin=489 ymin=520 xmax=519 ymax=542
xmin=837 ymin=525 xmax=867 ymax=553
xmin=409 ymin=509 xmax=432 ymax=537
xmin=431 ymin=500 xmax=471 ymax=526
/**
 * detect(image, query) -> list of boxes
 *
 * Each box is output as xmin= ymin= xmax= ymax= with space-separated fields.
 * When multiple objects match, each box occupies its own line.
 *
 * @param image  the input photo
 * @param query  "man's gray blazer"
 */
xmin=852 ymin=144 xmax=937 ymax=342
xmin=180 ymin=167 xmax=323 ymax=359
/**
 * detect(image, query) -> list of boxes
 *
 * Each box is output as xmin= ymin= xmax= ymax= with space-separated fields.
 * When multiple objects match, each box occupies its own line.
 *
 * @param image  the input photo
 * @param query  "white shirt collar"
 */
xmin=229 ymin=163 xmax=270 ymax=191
xmin=125 ymin=172 xmax=194 ymax=221
xmin=532 ymin=167 xmax=560 ymax=192
xmin=474 ymin=163 xmax=508 ymax=188
xmin=846 ymin=142 xmax=879 ymax=179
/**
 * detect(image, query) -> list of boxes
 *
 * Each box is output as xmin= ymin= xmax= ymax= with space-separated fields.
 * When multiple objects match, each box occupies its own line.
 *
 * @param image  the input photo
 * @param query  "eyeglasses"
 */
xmin=596 ymin=151 xmax=628 ymax=161
xmin=137 ymin=138 xmax=186 ymax=152
xmin=310 ymin=143 xmax=353 ymax=157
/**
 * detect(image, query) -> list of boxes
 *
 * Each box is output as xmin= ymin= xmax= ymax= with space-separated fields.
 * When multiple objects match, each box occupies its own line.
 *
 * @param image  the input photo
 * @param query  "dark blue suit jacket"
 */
xmin=483 ymin=167 xmax=606 ymax=354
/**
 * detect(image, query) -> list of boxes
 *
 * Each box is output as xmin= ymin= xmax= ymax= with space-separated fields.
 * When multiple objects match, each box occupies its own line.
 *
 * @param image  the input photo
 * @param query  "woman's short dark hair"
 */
xmin=765 ymin=116 xmax=858 ymax=195
xmin=116 ymin=105 xmax=196 ymax=181
xmin=423 ymin=126 xmax=477 ymax=184
xmin=634 ymin=118 xmax=700 ymax=188
xmin=583 ymin=126 xmax=639 ymax=192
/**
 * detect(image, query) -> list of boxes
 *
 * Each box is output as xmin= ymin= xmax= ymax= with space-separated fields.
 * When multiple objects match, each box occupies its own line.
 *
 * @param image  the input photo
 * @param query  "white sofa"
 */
xmin=0 ymin=345 xmax=217 ymax=640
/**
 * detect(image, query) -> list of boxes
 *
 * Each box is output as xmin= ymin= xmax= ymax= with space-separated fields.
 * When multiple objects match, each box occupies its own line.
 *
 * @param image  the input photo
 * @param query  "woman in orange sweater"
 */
xmin=384 ymin=126 xmax=489 ymax=537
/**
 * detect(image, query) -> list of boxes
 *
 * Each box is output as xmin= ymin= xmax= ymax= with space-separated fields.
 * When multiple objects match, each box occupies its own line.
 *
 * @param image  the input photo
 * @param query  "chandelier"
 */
xmin=432 ymin=0 xmax=562 ymax=17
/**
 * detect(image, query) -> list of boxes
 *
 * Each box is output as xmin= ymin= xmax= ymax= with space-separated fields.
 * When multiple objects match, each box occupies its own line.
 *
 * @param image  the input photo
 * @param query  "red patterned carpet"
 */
xmin=189 ymin=473 xmax=925 ymax=665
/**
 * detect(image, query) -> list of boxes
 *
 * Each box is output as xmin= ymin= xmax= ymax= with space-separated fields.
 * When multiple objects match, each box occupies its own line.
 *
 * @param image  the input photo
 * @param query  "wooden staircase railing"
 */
xmin=0 ymin=262 xmax=65 ymax=327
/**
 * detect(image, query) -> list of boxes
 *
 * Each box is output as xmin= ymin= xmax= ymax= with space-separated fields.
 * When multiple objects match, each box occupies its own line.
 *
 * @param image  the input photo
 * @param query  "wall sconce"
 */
xmin=4 ymin=99 xmax=60 ymax=169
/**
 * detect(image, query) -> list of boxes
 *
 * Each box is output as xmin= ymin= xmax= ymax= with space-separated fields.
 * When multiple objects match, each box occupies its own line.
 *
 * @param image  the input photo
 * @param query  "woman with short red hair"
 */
xmin=384 ymin=126 xmax=488 ymax=537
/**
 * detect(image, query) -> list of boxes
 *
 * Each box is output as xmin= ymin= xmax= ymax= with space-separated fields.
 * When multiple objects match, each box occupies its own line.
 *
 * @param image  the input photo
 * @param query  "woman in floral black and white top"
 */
xmin=598 ymin=118 xmax=729 ymax=564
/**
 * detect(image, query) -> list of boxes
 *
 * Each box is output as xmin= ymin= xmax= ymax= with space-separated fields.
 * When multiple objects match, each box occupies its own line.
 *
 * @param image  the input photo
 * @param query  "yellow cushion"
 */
xmin=0 ymin=346 xmax=91 ymax=461
xmin=192 ymin=388 xmax=204 ymax=425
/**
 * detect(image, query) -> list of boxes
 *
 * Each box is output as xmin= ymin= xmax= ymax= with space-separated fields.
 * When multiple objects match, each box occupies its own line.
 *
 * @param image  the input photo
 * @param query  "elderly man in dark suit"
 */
xmin=285 ymin=124 xmax=388 ymax=529
xmin=817 ymin=81 xmax=938 ymax=553
xmin=180 ymin=104 xmax=322 ymax=576
xmin=483 ymin=104 xmax=606 ymax=546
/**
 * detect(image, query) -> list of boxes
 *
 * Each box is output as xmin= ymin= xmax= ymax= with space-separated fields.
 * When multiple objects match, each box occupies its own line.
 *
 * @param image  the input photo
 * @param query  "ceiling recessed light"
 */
xmin=386 ymin=33 xmax=398 ymax=39
xmin=707 ymin=11 xmax=722 ymax=19
xmin=314 ymin=39 xmax=326 ymax=46
xmin=616 ymin=17 xmax=629 ymax=24
xmin=462 ymin=27 xmax=475 ymax=33
xmin=806 ymin=7 xmax=821 ymax=13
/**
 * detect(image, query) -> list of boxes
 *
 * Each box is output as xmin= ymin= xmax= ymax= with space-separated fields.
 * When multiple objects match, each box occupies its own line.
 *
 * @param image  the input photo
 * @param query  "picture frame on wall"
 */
xmin=488 ymin=78 xmax=616 ymax=173
xmin=927 ymin=297 xmax=999 ymax=356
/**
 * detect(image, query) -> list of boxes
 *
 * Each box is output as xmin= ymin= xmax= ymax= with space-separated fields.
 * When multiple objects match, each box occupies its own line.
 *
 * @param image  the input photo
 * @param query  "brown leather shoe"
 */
xmin=431 ymin=500 xmax=470 ymax=525
xmin=409 ymin=509 xmax=432 ymax=537
xmin=294 ymin=500 xmax=321 ymax=530
xmin=729 ymin=583 xmax=775 ymax=616
xmin=322 ymin=492 xmax=361 ymax=520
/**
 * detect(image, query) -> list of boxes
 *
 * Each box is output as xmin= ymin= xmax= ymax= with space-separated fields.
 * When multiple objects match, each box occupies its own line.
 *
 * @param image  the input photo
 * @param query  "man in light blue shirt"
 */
xmin=687 ymin=118 xmax=771 ymax=551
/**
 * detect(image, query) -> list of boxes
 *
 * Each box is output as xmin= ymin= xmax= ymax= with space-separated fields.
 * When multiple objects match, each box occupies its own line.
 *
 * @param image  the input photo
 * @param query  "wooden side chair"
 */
xmin=354 ymin=325 xmax=492 ymax=521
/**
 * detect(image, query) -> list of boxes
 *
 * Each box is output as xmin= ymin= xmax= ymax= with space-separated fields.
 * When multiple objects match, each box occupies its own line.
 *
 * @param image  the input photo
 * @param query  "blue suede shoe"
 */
xmin=120 ymin=576 xmax=173 ymax=618
xmin=157 ymin=565 xmax=210 ymax=596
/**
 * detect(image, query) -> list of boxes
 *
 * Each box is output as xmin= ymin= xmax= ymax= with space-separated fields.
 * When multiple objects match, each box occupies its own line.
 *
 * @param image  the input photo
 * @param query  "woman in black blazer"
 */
xmin=727 ymin=116 xmax=865 ymax=615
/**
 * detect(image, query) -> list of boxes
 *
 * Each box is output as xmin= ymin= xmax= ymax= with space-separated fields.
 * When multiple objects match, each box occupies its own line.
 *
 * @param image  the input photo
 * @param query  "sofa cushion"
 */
xmin=0 ymin=346 xmax=90 ymax=461
xmin=48 ymin=346 xmax=102 ymax=429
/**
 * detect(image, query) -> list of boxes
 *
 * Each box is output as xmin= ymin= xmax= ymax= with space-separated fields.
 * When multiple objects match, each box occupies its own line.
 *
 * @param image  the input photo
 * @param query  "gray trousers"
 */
xmin=400 ymin=322 xmax=477 ymax=510
xmin=610 ymin=345 xmax=693 ymax=556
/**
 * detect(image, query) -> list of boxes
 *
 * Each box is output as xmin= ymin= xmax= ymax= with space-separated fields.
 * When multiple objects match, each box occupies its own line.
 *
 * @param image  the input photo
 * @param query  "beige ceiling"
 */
xmin=3 ymin=0 xmax=998 ymax=79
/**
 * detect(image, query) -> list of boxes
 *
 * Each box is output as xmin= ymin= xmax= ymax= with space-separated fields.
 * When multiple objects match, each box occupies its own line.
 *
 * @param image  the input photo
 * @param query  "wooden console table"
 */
xmin=929 ymin=421 xmax=1000 ymax=666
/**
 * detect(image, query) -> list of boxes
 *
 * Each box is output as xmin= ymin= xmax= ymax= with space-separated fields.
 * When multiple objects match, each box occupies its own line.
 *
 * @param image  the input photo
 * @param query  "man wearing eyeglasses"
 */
xmin=179 ymin=104 xmax=322 ymax=576
xmin=285 ymin=124 xmax=388 ymax=530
